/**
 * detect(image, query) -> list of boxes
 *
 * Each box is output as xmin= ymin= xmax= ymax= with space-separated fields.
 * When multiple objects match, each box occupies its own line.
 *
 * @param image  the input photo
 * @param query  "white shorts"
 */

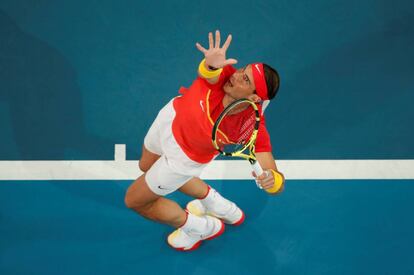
xmin=143 ymin=98 xmax=210 ymax=196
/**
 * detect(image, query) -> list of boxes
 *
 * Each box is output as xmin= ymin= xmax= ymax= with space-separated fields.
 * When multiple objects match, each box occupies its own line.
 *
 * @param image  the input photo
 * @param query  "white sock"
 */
xmin=181 ymin=212 xmax=209 ymax=234
xmin=200 ymin=187 xmax=231 ymax=215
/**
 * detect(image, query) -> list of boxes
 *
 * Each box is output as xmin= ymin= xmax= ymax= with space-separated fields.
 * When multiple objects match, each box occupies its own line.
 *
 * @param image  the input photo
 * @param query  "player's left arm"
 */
xmin=255 ymin=152 xmax=285 ymax=195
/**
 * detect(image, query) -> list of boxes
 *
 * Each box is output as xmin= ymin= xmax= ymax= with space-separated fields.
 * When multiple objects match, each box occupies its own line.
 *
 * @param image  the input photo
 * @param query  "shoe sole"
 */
xmin=168 ymin=220 xmax=225 ymax=252
xmin=231 ymin=210 xmax=245 ymax=226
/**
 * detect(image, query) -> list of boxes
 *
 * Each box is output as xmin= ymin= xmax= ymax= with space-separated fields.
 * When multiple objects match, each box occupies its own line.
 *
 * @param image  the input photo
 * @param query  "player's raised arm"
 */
xmin=195 ymin=30 xmax=238 ymax=84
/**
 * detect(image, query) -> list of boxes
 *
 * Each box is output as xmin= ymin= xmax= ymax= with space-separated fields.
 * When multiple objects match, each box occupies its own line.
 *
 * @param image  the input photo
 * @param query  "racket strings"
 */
xmin=217 ymin=106 xmax=256 ymax=152
xmin=237 ymin=114 xmax=256 ymax=144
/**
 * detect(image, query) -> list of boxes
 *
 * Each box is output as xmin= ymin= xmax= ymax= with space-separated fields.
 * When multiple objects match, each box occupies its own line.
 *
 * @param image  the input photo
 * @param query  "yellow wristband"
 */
xmin=198 ymin=59 xmax=223 ymax=79
xmin=265 ymin=169 xmax=284 ymax=194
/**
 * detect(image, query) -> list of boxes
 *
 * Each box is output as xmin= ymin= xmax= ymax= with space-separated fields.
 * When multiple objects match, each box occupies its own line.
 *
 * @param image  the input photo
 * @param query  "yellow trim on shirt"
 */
xmin=206 ymin=89 xmax=214 ymax=125
xmin=205 ymin=89 xmax=232 ymax=144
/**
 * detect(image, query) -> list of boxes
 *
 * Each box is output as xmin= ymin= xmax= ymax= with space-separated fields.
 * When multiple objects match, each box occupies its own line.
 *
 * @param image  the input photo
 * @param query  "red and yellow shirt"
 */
xmin=172 ymin=65 xmax=271 ymax=163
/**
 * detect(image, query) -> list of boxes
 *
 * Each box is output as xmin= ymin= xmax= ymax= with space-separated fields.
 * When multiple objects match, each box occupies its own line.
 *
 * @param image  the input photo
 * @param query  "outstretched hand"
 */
xmin=196 ymin=30 xmax=238 ymax=69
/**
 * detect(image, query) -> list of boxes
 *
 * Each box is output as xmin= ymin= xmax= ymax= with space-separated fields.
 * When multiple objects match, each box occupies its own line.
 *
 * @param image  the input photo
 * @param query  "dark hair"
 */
xmin=263 ymin=64 xmax=280 ymax=100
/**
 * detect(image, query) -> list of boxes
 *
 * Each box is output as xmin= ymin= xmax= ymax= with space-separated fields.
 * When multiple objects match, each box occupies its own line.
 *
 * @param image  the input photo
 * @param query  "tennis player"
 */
xmin=125 ymin=30 xmax=284 ymax=251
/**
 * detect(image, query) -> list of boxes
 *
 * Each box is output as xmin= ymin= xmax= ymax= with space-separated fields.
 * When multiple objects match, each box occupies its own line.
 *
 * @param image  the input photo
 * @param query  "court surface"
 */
xmin=1 ymin=1 xmax=414 ymax=274
xmin=1 ymin=180 xmax=414 ymax=274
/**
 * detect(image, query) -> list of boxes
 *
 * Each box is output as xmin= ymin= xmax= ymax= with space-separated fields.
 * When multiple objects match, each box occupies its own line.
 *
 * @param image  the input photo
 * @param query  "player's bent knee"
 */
xmin=124 ymin=181 xmax=157 ymax=211
xmin=124 ymin=193 xmax=134 ymax=209
xmin=124 ymin=192 xmax=147 ymax=211
xmin=124 ymin=186 xmax=141 ymax=209
xmin=125 ymin=189 xmax=145 ymax=208
xmin=124 ymin=193 xmax=156 ymax=217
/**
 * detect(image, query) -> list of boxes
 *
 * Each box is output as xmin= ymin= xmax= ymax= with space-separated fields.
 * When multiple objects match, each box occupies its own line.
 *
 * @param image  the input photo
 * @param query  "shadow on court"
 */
xmin=0 ymin=9 xmax=114 ymax=160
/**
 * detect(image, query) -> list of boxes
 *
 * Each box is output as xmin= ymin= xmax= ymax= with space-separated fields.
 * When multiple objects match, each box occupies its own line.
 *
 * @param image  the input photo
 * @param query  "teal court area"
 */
xmin=1 ymin=0 xmax=413 ymax=274
xmin=1 ymin=180 xmax=414 ymax=274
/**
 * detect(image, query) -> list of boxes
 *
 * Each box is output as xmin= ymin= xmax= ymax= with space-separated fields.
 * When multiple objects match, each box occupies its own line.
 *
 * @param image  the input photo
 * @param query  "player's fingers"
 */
xmin=223 ymin=58 xmax=238 ymax=66
xmin=208 ymin=32 xmax=213 ymax=49
xmin=255 ymin=180 xmax=263 ymax=189
xmin=215 ymin=30 xmax=221 ymax=48
xmin=257 ymin=170 xmax=270 ymax=180
xmin=222 ymin=34 xmax=232 ymax=51
xmin=259 ymin=179 xmax=272 ymax=189
xmin=259 ymin=171 xmax=274 ymax=185
xmin=262 ymin=181 xmax=274 ymax=190
xmin=195 ymin=43 xmax=207 ymax=53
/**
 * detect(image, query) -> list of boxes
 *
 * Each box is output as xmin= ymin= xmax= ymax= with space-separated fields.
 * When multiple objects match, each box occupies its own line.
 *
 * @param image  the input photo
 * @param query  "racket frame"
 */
xmin=212 ymin=98 xmax=264 ymax=176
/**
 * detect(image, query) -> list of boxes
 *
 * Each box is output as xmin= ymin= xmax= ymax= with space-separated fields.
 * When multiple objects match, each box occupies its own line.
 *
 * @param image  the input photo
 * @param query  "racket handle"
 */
xmin=251 ymin=161 xmax=264 ymax=177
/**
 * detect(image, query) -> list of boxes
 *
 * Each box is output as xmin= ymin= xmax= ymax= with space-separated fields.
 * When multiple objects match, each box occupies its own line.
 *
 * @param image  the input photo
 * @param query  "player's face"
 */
xmin=223 ymin=65 xmax=256 ymax=100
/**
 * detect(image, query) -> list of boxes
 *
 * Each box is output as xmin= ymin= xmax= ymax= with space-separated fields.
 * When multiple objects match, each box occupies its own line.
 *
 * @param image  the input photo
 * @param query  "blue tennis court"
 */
xmin=1 ymin=0 xmax=414 ymax=274
xmin=1 ymin=180 xmax=414 ymax=274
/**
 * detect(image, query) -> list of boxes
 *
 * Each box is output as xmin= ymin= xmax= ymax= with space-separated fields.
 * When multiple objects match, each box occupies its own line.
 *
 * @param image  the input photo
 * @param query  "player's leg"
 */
xmin=178 ymin=176 xmax=209 ymax=198
xmin=179 ymin=177 xmax=245 ymax=225
xmin=139 ymin=97 xmax=166 ymax=173
xmin=125 ymin=174 xmax=186 ymax=227
xmin=125 ymin=156 xmax=225 ymax=251
xmin=139 ymin=144 xmax=160 ymax=172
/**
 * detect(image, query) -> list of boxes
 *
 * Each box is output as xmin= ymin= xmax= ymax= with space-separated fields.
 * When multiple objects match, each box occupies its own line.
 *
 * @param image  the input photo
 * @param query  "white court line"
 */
xmin=114 ymin=144 xmax=126 ymax=162
xmin=0 ymin=145 xmax=413 ymax=180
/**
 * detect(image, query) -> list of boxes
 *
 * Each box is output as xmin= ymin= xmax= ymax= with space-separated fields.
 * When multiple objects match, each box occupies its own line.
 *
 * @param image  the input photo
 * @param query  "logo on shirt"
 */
xmin=199 ymin=100 xmax=205 ymax=112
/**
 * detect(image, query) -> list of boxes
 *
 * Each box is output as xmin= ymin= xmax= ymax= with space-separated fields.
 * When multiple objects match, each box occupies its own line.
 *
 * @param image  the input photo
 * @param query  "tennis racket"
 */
xmin=212 ymin=98 xmax=283 ymax=193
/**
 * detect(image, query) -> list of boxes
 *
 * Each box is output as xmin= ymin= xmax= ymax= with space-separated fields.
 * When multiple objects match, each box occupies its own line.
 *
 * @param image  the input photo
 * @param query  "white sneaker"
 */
xmin=186 ymin=195 xmax=245 ymax=225
xmin=167 ymin=215 xmax=225 ymax=251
